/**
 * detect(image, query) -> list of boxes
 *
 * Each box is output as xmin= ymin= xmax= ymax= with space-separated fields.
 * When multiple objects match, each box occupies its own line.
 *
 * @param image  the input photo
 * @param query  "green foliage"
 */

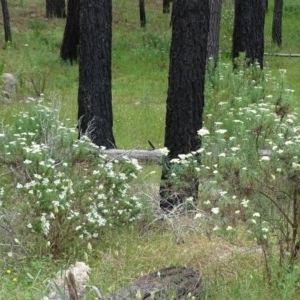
xmin=190 ymin=63 xmax=300 ymax=282
xmin=0 ymin=98 xmax=143 ymax=257
xmin=1 ymin=0 xmax=300 ymax=299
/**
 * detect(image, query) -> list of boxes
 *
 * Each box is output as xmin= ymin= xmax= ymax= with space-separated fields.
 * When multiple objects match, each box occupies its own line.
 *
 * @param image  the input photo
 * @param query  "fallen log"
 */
xmin=264 ymin=53 xmax=300 ymax=58
xmin=103 ymin=148 xmax=272 ymax=164
xmin=104 ymin=149 xmax=163 ymax=163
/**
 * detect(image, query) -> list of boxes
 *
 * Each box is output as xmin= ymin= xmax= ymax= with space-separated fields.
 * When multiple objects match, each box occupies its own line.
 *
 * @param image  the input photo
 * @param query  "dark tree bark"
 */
xmin=159 ymin=0 xmax=210 ymax=209
xmin=139 ymin=0 xmax=146 ymax=28
xmin=60 ymin=0 xmax=79 ymax=63
xmin=1 ymin=0 xmax=12 ymax=43
xmin=77 ymin=0 xmax=116 ymax=149
xmin=232 ymin=0 xmax=265 ymax=69
xmin=272 ymin=0 xmax=283 ymax=47
xmin=46 ymin=0 xmax=66 ymax=18
xmin=206 ymin=0 xmax=222 ymax=66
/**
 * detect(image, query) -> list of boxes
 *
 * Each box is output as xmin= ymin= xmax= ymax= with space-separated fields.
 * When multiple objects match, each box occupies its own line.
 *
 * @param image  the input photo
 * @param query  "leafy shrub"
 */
xmin=0 ymin=97 xmax=143 ymax=257
xmin=167 ymin=64 xmax=300 ymax=281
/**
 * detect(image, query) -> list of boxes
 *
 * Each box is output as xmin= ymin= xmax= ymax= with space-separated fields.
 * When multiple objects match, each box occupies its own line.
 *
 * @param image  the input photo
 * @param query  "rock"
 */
xmin=107 ymin=266 xmax=203 ymax=299
xmin=42 ymin=262 xmax=91 ymax=300
xmin=1 ymin=73 xmax=18 ymax=100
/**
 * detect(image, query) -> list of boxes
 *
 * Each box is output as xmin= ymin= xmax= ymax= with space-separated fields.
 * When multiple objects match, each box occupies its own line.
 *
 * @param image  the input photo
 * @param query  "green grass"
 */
xmin=1 ymin=0 xmax=300 ymax=299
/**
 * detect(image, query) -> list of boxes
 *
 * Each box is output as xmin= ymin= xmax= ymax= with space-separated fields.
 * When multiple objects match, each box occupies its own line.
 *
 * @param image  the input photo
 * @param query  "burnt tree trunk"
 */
xmin=206 ymin=0 xmax=222 ymax=66
xmin=1 ymin=0 xmax=12 ymax=43
xmin=77 ymin=0 xmax=116 ymax=148
xmin=139 ymin=0 xmax=146 ymax=27
xmin=232 ymin=0 xmax=245 ymax=63
xmin=46 ymin=0 xmax=66 ymax=18
xmin=272 ymin=0 xmax=283 ymax=47
xmin=159 ymin=0 xmax=210 ymax=209
xmin=60 ymin=0 xmax=79 ymax=63
xmin=163 ymin=0 xmax=171 ymax=13
xmin=232 ymin=0 xmax=265 ymax=69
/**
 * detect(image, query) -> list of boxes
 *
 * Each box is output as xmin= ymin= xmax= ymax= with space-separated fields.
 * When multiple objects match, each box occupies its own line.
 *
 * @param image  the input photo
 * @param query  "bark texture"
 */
xmin=206 ymin=0 xmax=222 ymax=65
xmin=272 ymin=0 xmax=283 ymax=47
xmin=160 ymin=0 xmax=209 ymax=209
xmin=1 ymin=0 xmax=12 ymax=42
xmin=60 ymin=0 xmax=79 ymax=63
xmin=232 ymin=0 xmax=265 ymax=68
xmin=77 ymin=0 xmax=116 ymax=148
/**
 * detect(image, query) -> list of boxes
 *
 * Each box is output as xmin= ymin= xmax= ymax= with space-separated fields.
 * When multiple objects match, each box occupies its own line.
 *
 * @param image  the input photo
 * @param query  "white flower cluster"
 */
xmin=1 ymin=100 xmax=143 ymax=248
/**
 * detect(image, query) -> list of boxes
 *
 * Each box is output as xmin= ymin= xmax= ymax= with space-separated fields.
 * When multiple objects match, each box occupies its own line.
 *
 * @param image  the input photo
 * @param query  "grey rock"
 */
xmin=2 ymin=73 xmax=18 ymax=99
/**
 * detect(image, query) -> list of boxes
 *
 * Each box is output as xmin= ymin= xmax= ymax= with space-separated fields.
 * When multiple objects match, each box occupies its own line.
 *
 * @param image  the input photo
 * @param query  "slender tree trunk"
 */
xmin=272 ymin=0 xmax=283 ymax=47
xmin=1 ymin=0 xmax=12 ymax=43
xmin=206 ymin=0 xmax=222 ymax=66
xmin=160 ymin=0 xmax=210 ymax=209
xmin=232 ymin=0 xmax=265 ymax=69
xmin=139 ymin=0 xmax=146 ymax=28
xmin=78 ymin=0 xmax=116 ymax=148
xmin=163 ymin=0 xmax=170 ymax=13
xmin=46 ymin=0 xmax=66 ymax=18
xmin=60 ymin=0 xmax=79 ymax=63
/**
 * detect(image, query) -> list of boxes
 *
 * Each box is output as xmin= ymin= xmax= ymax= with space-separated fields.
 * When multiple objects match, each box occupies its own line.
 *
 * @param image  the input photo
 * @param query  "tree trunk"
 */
xmin=46 ymin=0 xmax=66 ymax=18
xmin=77 ymin=0 xmax=116 ymax=149
xmin=139 ymin=0 xmax=146 ymax=28
xmin=232 ymin=0 xmax=245 ymax=64
xmin=159 ymin=0 xmax=210 ymax=209
xmin=272 ymin=0 xmax=283 ymax=47
xmin=60 ymin=0 xmax=79 ymax=63
xmin=232 ymin=0 xmax=265 ymax=69
xmin=206 ymin=0 xmax=222 ymax=66
xmin=1 ymin=0 xmax=12 ymax=43
xmin=163 ymin=0 xmax=171 ymax=13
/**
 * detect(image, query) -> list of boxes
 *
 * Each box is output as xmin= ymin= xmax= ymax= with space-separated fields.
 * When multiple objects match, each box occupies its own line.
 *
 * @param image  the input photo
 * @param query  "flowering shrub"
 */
xmin=166 ymin=65 xmax=300 ymax=279
xmin=0 ymin=97 xmax=142 ymax=256
xmin=200 ymin=67 xmax=300 ymax=277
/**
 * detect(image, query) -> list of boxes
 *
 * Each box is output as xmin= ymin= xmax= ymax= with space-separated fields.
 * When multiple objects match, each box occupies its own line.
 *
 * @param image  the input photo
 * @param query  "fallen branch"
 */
xmin=104 ymin=149 xmax=163 ymax=164
xmin=264 ymin=53 xmax=300 ymax=58
xmin=103 ymin=148 xmax=271 ymax=164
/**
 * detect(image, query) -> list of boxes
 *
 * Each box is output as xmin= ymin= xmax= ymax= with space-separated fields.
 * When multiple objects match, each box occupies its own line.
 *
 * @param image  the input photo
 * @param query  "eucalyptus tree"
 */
xmin=232 ymin=0 xmax=265 ymax=69
xmin=1 ymin=0 xmax=12 ymax=43
xmin=60 ymin=0 xmax=79 ymax=63
xmin=160 ymin=0 xmax=210 ymax=209
xmin=77 ymin=0 xmax=116 ymax=148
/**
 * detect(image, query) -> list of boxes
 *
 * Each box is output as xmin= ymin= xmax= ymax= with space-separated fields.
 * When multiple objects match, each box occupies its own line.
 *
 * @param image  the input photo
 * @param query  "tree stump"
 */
xmin=107 ymin=266 xmax=203 ymax=299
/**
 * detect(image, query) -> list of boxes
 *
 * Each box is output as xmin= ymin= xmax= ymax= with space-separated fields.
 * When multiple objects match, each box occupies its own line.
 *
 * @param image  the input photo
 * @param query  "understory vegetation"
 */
xmin=1 ymin=0 xmax=300 ymax=299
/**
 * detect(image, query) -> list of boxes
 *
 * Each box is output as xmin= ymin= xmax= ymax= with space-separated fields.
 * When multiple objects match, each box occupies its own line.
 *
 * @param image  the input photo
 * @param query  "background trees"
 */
xmin=46 ymin=0 xmax=66 ymax=18
xmin=272 ymin=0 xmax=283 ymax=46
xmin=139 ymin=0 xmax=146 ymax=27
xmin=159 ymin=0 xmax=210 ymax=209
xmin=232 ymin=0 xmax=265 ymax=68
xmin=60 ymin=0 xmax=79 ymax=63
xmin=77 ymin=0 xmax=116 ymax=148
xmin=163 ymin=0 xmax=171 ymax=13
xmin=1 ymin=0 xmax=12 ymax=43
